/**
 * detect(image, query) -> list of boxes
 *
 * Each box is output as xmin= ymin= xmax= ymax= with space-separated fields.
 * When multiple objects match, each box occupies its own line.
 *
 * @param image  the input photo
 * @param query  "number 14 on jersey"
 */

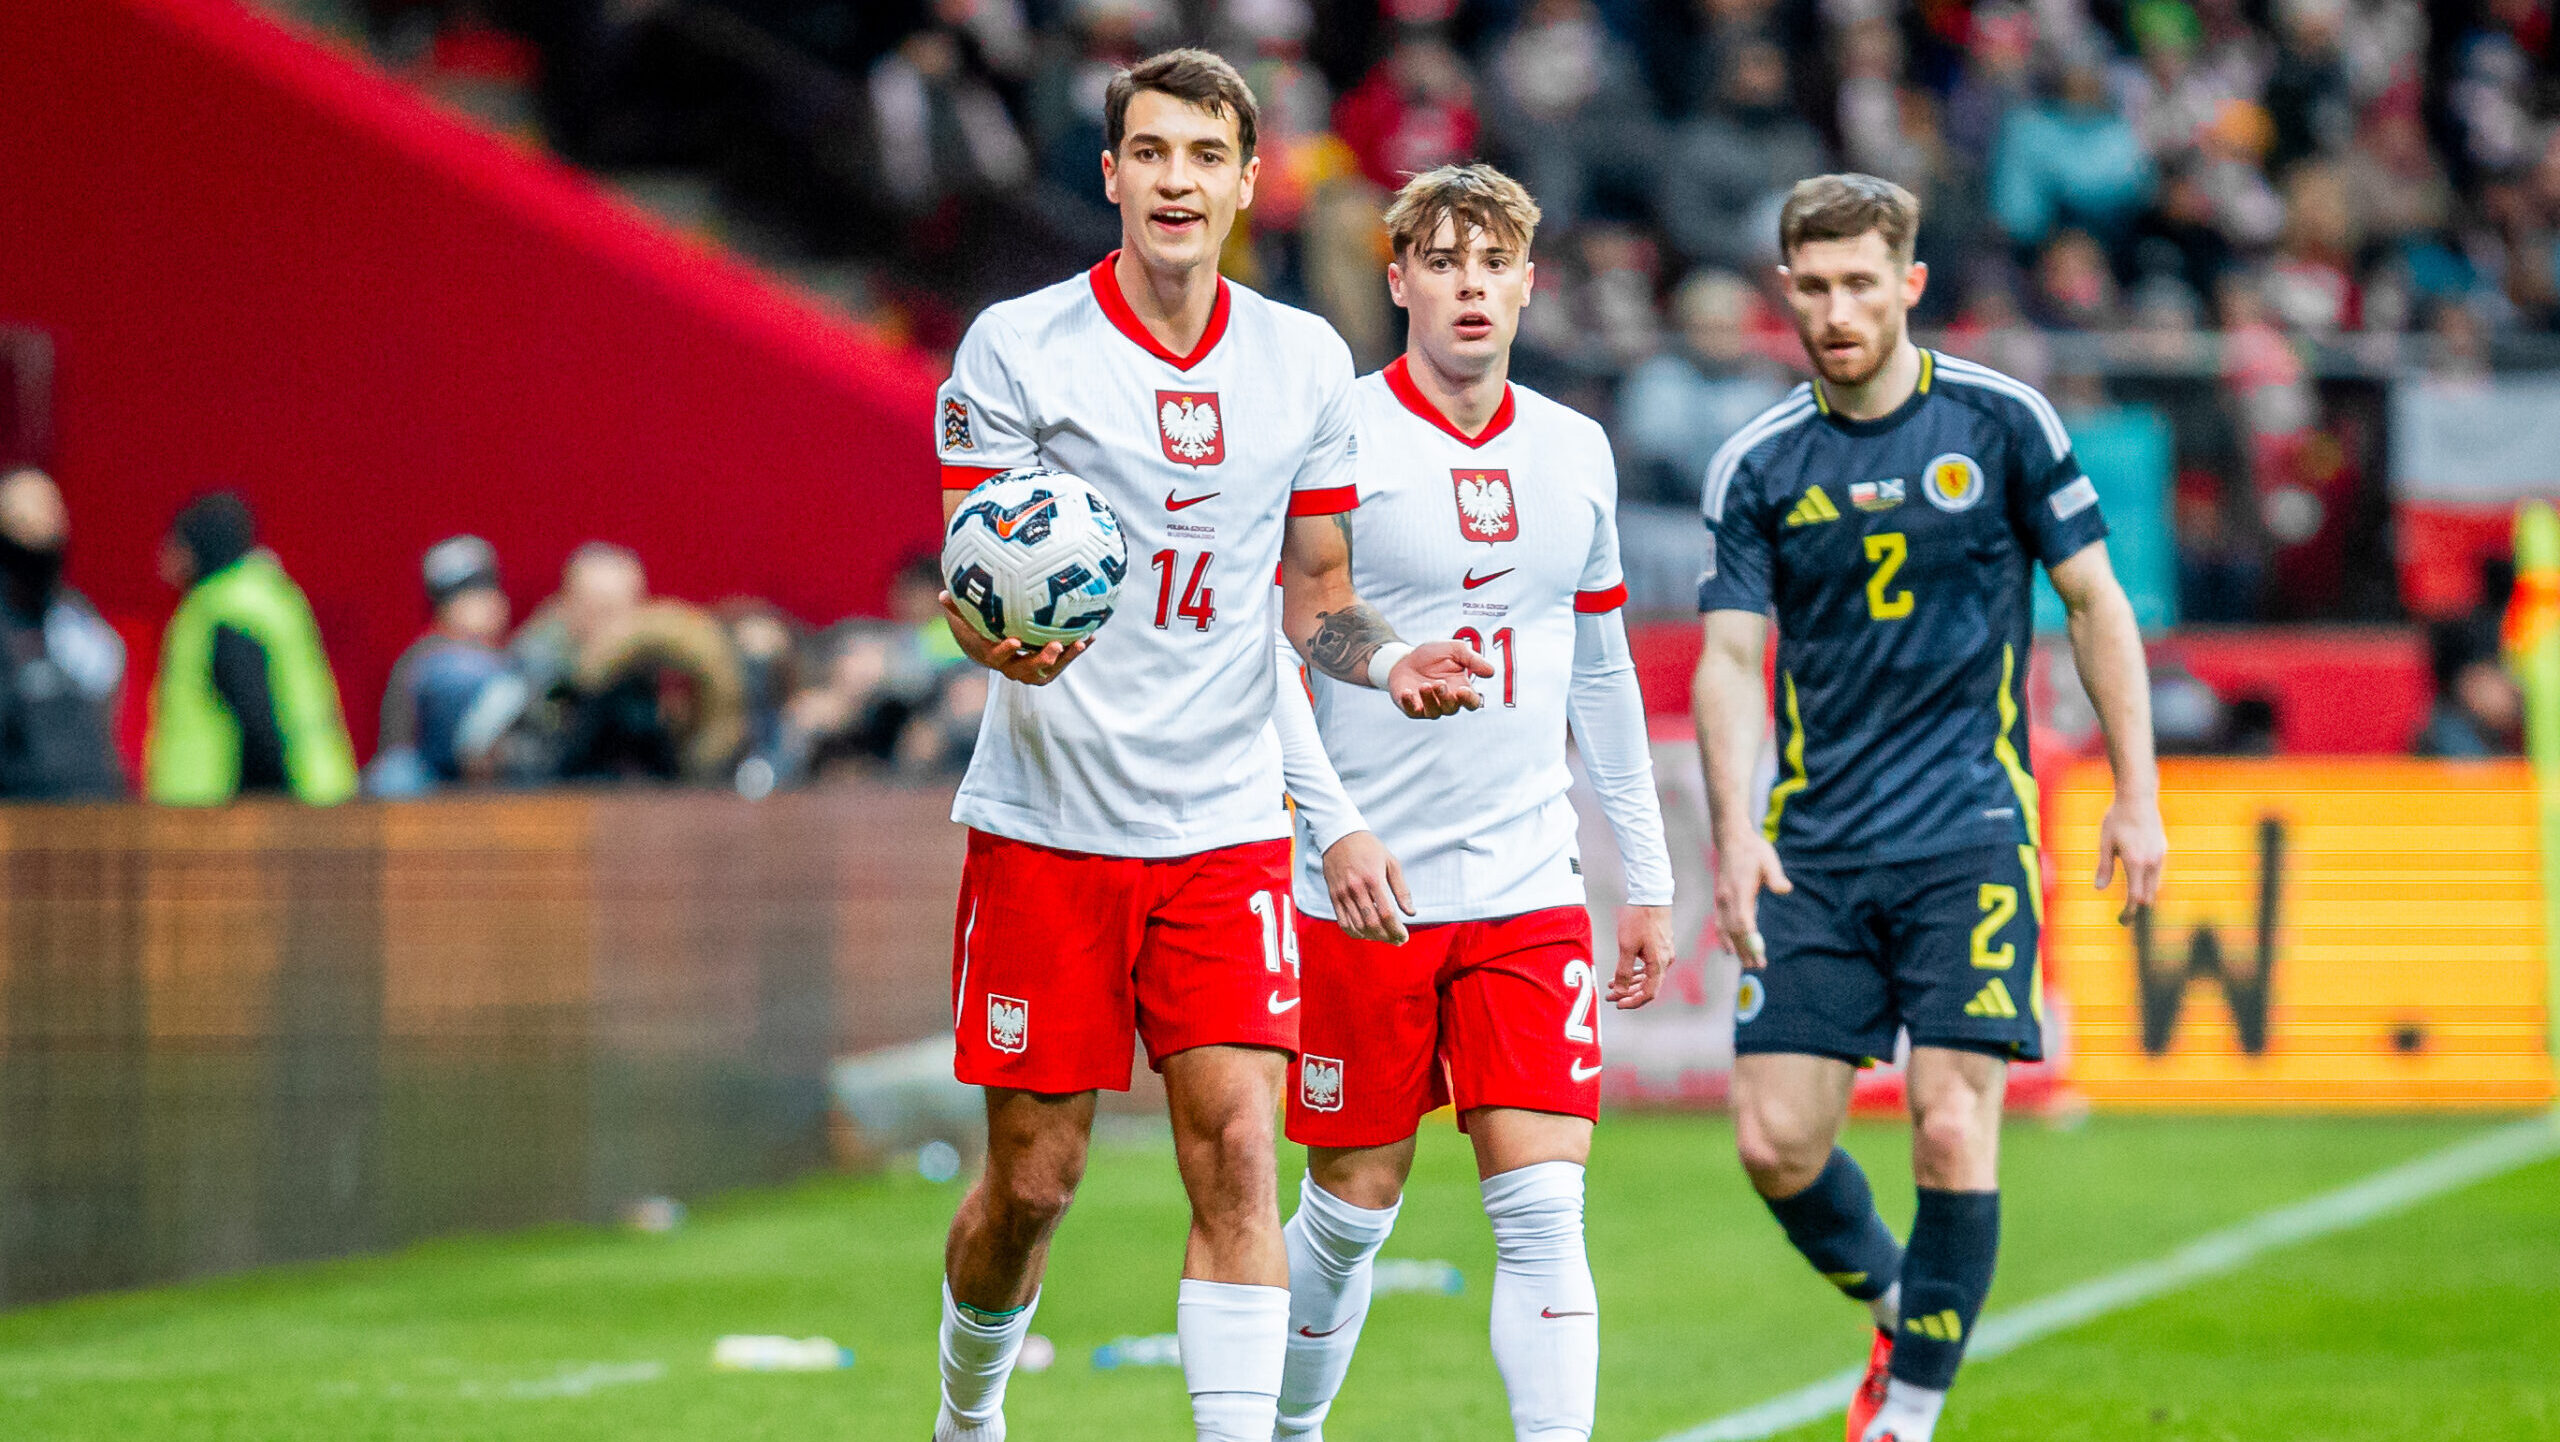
xmin=1150 ymin=549 xmax=1216 ymax=631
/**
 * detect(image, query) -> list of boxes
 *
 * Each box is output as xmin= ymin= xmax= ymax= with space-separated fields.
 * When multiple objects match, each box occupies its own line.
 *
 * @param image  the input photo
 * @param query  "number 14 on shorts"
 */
xmin=1252 ymin=891 xmax=1301 ymax=1014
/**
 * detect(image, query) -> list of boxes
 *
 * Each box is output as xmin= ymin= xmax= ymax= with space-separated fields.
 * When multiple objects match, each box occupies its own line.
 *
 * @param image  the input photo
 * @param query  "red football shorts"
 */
xmin=1287 ymin=905 xmax=1602 ymax=1148
xmin=951 ymin=829 xmax=1299 ymax=1093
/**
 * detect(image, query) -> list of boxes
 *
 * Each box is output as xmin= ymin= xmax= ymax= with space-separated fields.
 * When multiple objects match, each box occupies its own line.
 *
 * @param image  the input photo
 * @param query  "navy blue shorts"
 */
xmin=1735 ymin=844 xmax=2043 ymax=1064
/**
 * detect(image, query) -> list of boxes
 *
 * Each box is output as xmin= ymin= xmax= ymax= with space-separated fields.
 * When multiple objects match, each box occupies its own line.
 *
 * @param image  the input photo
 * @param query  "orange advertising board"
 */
xmin=2047 ymin=758 xmax=2553 ymax=1109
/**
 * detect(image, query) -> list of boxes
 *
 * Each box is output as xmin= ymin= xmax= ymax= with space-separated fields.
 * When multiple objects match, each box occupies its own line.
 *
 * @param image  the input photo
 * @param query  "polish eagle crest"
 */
xmin=1157 ymin=391 xmax=1224 ymax=466
xmin=1451 ymin=469 xmax=1519 ymax=542
xmin=988 ymin=995 xmax=1029 ymax=1054
xmin=1300 ymin=1055 xmax=1345 ymax=1112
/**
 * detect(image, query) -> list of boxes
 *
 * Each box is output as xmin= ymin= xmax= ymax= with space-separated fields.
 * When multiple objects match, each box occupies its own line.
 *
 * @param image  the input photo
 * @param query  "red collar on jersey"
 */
xmin=1087 ymin=251 xmax=1231 ymax=371
xmin=1383 ymin=355 xmax=1516 ymax=448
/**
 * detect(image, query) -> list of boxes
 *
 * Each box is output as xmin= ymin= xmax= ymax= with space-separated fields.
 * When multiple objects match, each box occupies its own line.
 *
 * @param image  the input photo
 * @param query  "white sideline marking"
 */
xmin=1655 ymin=1116 xmax=2560 ymax=1442
xmin=454 ymin=1360 xmax=666 ymax=1400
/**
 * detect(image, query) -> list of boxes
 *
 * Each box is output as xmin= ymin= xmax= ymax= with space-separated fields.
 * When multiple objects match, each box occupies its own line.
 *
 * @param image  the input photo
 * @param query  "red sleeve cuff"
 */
xmin=942 ymin=464 xmax=1007 ymax=491
xmin=1288 ymin=484 xmax=1359 ymax=516
xmin=1573 ymin=582 xmax=1628 ymax=613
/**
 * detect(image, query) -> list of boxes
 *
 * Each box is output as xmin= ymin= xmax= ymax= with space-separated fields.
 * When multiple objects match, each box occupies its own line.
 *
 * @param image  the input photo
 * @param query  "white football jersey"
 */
xmin=1293 ymin=358 xmax=1640 ymax=924
xmin=935 ymin=255 xmax=1359 ymax=858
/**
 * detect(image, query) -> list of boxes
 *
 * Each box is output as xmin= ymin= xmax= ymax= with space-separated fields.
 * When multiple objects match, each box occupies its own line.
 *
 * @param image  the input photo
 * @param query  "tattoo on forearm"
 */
xmin=1308 ymin=604 xmax=1399 ymax=686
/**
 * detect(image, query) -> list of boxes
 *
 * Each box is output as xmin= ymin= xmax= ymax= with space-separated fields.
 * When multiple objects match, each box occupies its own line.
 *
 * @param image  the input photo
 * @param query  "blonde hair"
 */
xmin=1381 ymin=164 xmax=1543 ymax=260
xmin=1778 ymin=173 xmax=1921 ymax=265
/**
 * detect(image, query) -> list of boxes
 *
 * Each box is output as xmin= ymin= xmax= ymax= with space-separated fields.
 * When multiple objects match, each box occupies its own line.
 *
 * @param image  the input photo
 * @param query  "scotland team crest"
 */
xmin=1300 ymin=1055 xmax=1345 ymax=1112
xmin=1923 ymin=453 xmax=1985 ymax=512
xmin=1157 ymin=391 xmax=1224 ymax=467
xmin=1735 ymin=972 xmax=1766 ymax=1024
xmin=988 ymin=994 xmax=1029 ymax=1054
xmin=1451 ymin=469 xmax=1518 ymax=543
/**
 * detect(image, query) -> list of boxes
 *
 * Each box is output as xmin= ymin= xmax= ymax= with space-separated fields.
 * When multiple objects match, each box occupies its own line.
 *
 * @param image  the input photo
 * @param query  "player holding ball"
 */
xmin=925 ymin=49 xmax=1486 ymax=1442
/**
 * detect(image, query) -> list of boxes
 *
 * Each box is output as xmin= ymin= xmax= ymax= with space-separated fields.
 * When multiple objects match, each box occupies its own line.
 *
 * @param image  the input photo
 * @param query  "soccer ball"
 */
xmin=942 ymin=467 xmax=1129 ymax=647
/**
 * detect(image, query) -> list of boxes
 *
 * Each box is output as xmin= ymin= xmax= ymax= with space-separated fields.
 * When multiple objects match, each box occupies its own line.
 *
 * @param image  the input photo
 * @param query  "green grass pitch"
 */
xmin=0 ymin=1114 xmax=2552 ymax=1441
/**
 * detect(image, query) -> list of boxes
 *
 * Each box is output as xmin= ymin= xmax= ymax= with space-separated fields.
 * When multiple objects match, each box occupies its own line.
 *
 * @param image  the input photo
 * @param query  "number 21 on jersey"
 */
xmin=1453 ymin=626 xmax=1517 ymax=708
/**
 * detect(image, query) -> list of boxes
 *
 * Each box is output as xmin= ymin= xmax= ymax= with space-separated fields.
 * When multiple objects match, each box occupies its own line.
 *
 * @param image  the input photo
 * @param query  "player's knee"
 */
xmin=1910 ymin=1101 xmax=1993 ymax=1180
xmin=1184 ymin=1110 xmax=1278 ymax=1216
xmin=983 ymin=1159 xmax=1083 ymax=1239
xmin=1734 ymin=1114 xmax=1829 ymax=1194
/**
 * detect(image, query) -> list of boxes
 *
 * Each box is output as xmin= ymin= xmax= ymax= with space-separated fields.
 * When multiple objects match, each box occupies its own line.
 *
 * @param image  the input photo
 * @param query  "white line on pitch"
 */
xmin=1655 ymin=1115 xmax=2560 ymax=1442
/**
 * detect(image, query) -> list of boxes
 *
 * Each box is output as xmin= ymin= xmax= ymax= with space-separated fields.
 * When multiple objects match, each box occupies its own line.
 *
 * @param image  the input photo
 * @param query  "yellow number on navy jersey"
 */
xmin=1864 ymin=532 xmax=1914 ymax=621
xmin=1972 ymin=883 xmax=2019 ymax=970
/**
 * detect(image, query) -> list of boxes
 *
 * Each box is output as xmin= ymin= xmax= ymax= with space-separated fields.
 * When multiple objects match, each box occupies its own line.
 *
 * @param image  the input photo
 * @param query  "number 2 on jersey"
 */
xmin=1864 ymin=532 xmax=1914 ymax=621
xmin=1452 ymin=626 xmax=1516 ymax=708
xmin=1150 ymin=549 xmax=1216 ymax=631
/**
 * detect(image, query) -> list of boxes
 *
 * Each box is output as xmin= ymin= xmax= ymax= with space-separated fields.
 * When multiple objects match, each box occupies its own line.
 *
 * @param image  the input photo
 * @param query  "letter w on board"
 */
xmin=2134 ymin=816 xmax=2280 ymax=1056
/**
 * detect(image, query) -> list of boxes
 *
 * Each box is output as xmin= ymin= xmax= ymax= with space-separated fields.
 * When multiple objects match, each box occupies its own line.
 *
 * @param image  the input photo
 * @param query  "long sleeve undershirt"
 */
xmin=1567 ymin=608 xmax=1676 ymax=907
xmin=1270 ymin=625 xmax=1368 ymax=855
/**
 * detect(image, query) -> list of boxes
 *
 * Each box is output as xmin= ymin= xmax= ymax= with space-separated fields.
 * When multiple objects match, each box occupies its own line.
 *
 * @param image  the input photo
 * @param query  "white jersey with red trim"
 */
xmin=1293 ymin=357 xmax=1654 ymax=924
xmin=934 ymin=254 xmax=1359 ymax=858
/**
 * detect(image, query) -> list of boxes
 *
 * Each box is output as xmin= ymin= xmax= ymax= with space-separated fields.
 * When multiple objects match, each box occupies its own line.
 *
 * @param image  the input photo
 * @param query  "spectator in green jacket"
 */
xmin=145 ymin=493 xmax=357 ymax=805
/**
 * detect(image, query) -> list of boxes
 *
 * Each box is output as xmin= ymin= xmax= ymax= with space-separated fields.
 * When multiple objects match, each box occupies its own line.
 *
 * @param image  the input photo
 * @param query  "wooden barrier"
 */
xmin=0 ymin=784 xmax=964 ymax=1306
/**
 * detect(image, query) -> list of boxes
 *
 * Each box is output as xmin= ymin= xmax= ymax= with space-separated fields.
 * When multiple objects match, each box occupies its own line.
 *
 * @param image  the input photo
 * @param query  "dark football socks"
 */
xmin=1890 ymin=1187 xmax=2000 ymax=1390
xmin=1762 ymin=1148 xmax=1904 ymax=1305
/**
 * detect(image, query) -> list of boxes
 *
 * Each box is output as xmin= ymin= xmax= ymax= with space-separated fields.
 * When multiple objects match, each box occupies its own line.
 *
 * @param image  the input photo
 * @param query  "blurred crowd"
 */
xmin=397 ymin=1 xmax=2560 ymax=365
xmin=33 ymin=0 xmax=2544 ymax=802
xmin=0 ymin=472 xmax=990 ymax=804
xmin=362 ymin=536 xmax=993 ymax=799
xmin=381 ymin=0 xmax=2560 ymax=629
xmin=0 ymin=463 xmax=2524 ymax=806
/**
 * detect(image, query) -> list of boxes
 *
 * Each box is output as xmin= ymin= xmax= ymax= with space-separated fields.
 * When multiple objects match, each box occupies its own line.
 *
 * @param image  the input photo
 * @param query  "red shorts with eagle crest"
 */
xmin=1287 ymin=905 xmax=1602 ymax=1148
xmin=951 ymin=829 xmax=1299 ymax=1093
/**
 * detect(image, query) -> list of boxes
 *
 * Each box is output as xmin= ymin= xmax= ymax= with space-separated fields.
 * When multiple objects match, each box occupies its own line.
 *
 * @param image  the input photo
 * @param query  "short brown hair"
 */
xmin=1104 ymin=49 xmax=1259 ymax=161
xmin=1778 ymin=173 xmax=1921 ymax=264
xmin=1381 ymin=163 xmax=1544 ymax=260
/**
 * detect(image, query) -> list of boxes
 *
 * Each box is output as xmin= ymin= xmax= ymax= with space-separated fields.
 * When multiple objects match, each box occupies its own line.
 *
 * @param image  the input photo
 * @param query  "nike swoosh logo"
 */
xmin=1540 ymin=1307 xmax=1595 ymax=1319
xmin=1268 ymin=993 xmax=1300 ymax=1015
xmin=1297 ymin=1319 xmax=1354 ymax=1338
xmin=1569 ymin=1060 xmax=1602 ymax=1082
xmin=1165 ymin=490 xmax=1221 ymax=511
xmin=1461 ymin=568 xmax=1514 ymax=590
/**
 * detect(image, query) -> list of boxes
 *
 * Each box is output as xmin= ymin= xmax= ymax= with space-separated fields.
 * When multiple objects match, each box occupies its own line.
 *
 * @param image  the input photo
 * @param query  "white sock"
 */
xmin=1176 ymin=1277 xmax=1289 ymax=1441
xmin=1481 ymin=1161 xmax=1598 ymax=1442
xmin=1868 ymin=1280 xmax=1902 ymax=1333
xmin=938 ymin=1280 xmax=1037 ymax=1439
xmin=1277 ymin=1176 xmax=1402 ymax=1439
xmin=1862 ymin=1377 xmax=1948 ymax=1442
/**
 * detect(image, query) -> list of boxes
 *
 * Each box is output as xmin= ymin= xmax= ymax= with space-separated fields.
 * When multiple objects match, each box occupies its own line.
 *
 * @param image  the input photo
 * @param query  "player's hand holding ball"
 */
xmin=941 ymin=467 xmax=1125 ymax=687
xmin=1384 ymin=638 xmax=1495 ymax=719
xmin=1321 ymin=830 xmax=1416 ymax=945
xmin=1606 ymin=904 xmax=1676 ymax=1009
xmin=1714 ymin=831 xmax=1792 ymax=972
xmin=939 ymin=596 xmax=1089 ymax=686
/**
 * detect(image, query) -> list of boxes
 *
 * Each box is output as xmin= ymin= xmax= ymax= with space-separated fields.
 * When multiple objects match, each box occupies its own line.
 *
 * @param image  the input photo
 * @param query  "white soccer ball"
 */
xmin=943 ymin=467 xmax=1128 ymax=647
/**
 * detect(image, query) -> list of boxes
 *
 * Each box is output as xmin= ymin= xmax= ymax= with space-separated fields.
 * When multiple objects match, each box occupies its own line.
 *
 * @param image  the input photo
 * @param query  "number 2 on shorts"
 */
xmin=1562 ymin=958 xmax=1598 ymax=1042
xmin=1972 ymin=883 xmax=2019 ymax=970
